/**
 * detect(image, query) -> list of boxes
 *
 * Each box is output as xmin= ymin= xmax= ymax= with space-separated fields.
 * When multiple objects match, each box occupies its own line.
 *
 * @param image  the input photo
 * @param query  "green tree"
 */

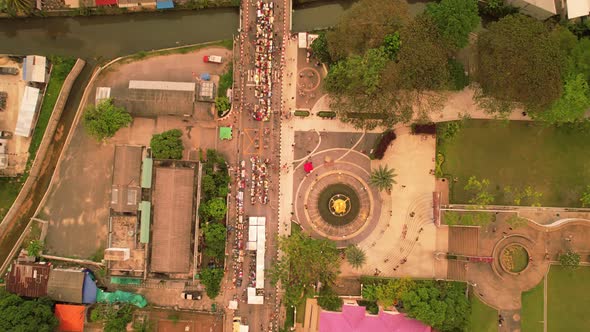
xmin=83 ymin=98 xmax=132 ymax=141
xmin=506 ymin=215 xmax=528 ymax=229
xmin=374 ymin=278 xmax=416 ymax=308
xmin=464 ymin=176 xmax=494 ymax=206
xmin=199 ymin=198 xmax=227 ymax=222
xmin=215 ymin=96 xmax=231 ymax=114
xmin=476 ymin=14 xmax=565 ymax=113
xmin=503 ymin=185 xmax=543 ymax=206
xmin=150 ymin=129 xmax=184 ymax=159
xmin=325 ymin=47 xmax=389 ymax=96
xmin=581 ymin=185 xmax=590 ymax=207
xmin=567 ymin=38 xmax=590 ymax=82
xmin=201 ymin=267 xmax=224 ymax=298
xmin=369 ymin=165 xmax=398 ymax=192
xmin=535 ymin=74 xmax=590 ymax=124
xmin=345 ymin=245 xmax=366 ymax=269
xmin=3 ymin=0 xmax=33 ymax=15
xmin=269 ymin=231 xmax=340 ymax=307
xmin=401 ymin=281 xmax=469 ymax=331
xmin=327 ymin=0 xmax=409 ymax=61
xmin=26 ymin=239 xmax=43 ymax=258
xmin=0 ymin=290 xmax=58 ymax=332
xmin=559 ymin=251 xmax=581 ymax=269
xmin=425 ymin=0 xmax=480 ymax=49
xmin=202 ymin=222 xmax=227 ymax=260
xmin=382 ymin=32 xmax=401 ymax=60
xmin=317 ymin=287 xmax=343 ymax=312
xmin=201 ymin=174 xmax=217 ymax=199
xmin=310 ymin=31 xmax=332 ymax=64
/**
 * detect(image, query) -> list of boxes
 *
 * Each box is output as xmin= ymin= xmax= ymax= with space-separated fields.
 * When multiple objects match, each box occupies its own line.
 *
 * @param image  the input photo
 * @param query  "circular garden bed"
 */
xmin=317 ymin=184 xmax=360 ymax=226
xmin=500 ymin=244 xmax=529 ymax=273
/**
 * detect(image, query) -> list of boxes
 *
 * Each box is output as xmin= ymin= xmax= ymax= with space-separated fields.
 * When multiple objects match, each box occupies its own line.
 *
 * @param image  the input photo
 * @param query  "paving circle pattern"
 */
xmin=296 ymin=161 xmax=382 ymax=247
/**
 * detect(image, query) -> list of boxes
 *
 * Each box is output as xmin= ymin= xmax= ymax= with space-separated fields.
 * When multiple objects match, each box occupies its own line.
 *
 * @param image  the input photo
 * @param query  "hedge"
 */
xmin=294 ymin=110 xmax=310 ymax=117
xmin=371 ymin=130 xmax=396 ymax=160
xmin=411 ymin=123 xmax=436 ymax=135
xmin=317 ymin=111 xmax=336 ymax=118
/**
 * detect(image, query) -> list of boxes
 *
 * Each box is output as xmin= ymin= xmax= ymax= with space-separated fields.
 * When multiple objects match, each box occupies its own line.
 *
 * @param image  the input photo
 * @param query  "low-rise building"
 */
xmin=5 ymin=261 xmax=52 ymax=298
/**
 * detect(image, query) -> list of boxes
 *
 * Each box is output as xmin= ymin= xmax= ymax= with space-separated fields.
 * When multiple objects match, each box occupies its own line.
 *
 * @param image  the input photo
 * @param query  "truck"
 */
xmin=203 ymin=55 xmax=223 ymax=64
xmin=0 ymin=131 xmax=12 ymax=139
xmin=180 ymin=291 xmax=202 ymax=300
xmin=0 ymin=67 xmax=18 ymax=75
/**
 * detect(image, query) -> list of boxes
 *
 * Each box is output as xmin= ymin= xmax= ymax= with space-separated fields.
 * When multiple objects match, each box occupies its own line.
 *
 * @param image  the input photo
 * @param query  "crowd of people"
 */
xmin=232 ymin=160 xmax=248 ymax=287
xmin=252 ymin=0 xmax=275 ymax=121
xmin=250 ymin=157 xmax=270 ymax=205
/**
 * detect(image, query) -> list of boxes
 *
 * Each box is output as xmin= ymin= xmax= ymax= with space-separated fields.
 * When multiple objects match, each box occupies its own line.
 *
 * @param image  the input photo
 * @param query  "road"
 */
xmin=222 ymin=0 xmax=290 ymax=330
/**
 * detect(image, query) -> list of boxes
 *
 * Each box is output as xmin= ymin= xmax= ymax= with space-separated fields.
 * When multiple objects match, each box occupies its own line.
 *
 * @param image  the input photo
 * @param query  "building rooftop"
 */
xmin=5 ymin=261 xmax=51 ymax=298
xmin=111 ymin=145 xmax=142 ymax=214
xmin=319 ymin=304 xmax=432 ymax=332
xmin=150 ymin=166 xmax=195 ymax=274
xmin=54 ymin=304 xmax=85 ymax=332
xmin=47 ymin=269 xmax=97 ymax=304
xmin=111 ymin=80 xmax=196 ymax=117
xmin=107 ymin=215 xmax=146 ymax=277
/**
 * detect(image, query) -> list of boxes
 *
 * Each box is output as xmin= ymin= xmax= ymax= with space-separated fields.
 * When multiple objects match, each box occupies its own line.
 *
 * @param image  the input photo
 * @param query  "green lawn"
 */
xmin=0 ymin=57 xmax=76 ymax=221
xmin=466 ymin=292 xmax=497 ymax=332
xmin=547 ymin=265 xmax=590 ymax=331
xmin=437 ymin=120 xmax=590 ymax=207
xmin=520 ymin=278 xmax=544 ymax=332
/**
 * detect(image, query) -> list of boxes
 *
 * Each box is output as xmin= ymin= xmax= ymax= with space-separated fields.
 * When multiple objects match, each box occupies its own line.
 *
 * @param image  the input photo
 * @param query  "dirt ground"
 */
xmin=0 ymin=57 xmax=31 ymax=176
xmin=41 ymin=46 xmax=237 ymax=258
xmin=134 ymin=308 xmax=223 ymax=332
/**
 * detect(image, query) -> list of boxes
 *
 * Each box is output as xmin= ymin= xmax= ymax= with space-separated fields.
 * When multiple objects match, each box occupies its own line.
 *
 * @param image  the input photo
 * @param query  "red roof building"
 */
xmin=319 ymin=304 xmax=432 ymax=332
xmin=54 ymin=304 xmax=85 ymax=332
xmin=5 ymin=261 xmax=51 ymax=298
xmin=95 ymin=0 xmax=117 ymax=5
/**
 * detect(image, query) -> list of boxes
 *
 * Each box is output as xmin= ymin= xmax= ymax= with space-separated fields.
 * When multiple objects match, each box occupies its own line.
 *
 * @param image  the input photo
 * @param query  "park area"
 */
xmin=520 ymin=266 xmax=590 ymax=332
xmin=467 ymin=293 xmax=497 ymax=332
xmin=437 ymin=120 xmax=590 ymax=207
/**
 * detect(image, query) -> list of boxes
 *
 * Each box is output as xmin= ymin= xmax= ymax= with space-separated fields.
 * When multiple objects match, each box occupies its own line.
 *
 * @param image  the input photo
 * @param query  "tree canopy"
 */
xmin=83 ymin=98 xmax=132 ymax=141
xmin=369 ymin=165 xmax=397 ymax=192
xmin=559 ymin=251 xmax=581 ymax=269
xmin=317 ymin=288 xmax=343 ymax=312
xmin=327 ymin=0 xmax=409 ymax=61
xmin=464 ymin=176 xmax=495 ymax=206
xmin=0 ymin=291 xmax=58 ymax=332
xmin=269 ymin=231 xmax=340 ymax=307
xmin=200 ymin=267 xmax=224 ymax=299
xmin=345 ymin=245 xmax=366 ymax=269
xmin=150 ymin=129 xmax=184 ymax=159
xmin=310 ymin=31 xmax=332 ymax=64
xmin=476 ymin=14 xmax=565 ymax=112
xmin=199 ymin=198 xmax=227 ymax=222
xmin=202 ymin=222 xmax=227 ymax=260
xmin=425 ymin=0 xmax=480 ymax=49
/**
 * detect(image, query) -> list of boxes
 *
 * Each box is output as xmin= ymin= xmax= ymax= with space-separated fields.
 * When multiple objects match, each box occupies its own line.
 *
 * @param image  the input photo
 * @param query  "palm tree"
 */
xmin=4 ymin=0 xmax=33 ymax=15
xmin=369 ymin=165 xmax=397 ymax=192
xmin=345 ymin=245 xmax=366 ymax=269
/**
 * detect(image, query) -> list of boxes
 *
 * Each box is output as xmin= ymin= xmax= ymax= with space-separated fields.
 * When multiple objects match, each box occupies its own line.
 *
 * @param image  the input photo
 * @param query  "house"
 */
xmin=5 ymin=261 xmax=51 ymax=298
xmin=47 ymin=268 xmax=98 ymax=304
xmin=111 ymin=80 xmax=196 ymax=117
xmin=22 ymin=55 xmax=47 ymax=84
xmin=54 ymin=304 xmax=86 ymax=332
xmin=110 ymin=145 xmax=142 ymax=214
xmin=14 ymin=86 xmax=41 ymax=137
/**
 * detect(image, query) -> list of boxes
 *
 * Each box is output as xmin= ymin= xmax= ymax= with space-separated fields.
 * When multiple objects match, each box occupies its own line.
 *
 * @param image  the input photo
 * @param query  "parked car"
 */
xmin=180 ymin=291 xmax=202 ymax=300
xmin=0 ymin=131 xmax=12 ymax=139
xmin=0 ymin=67 xmax=18 ymax=75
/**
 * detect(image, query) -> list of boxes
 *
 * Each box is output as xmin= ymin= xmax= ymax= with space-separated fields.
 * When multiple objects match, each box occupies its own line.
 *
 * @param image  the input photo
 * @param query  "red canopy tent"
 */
xmin=304 ymin=162 xmax=313 ymax=173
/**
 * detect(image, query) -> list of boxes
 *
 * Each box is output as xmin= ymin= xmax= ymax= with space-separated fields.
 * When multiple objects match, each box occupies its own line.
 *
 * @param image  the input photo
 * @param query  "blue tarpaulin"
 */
xmin=82 ymin=272 xmax=98 ymax=304
xmin=157 ymin=0 xmax=174 ymax=9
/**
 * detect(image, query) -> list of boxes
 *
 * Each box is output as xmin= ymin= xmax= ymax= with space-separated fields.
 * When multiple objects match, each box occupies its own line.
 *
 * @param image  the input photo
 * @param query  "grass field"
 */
xmin=521 ymin=278 xmax=544 ymax=332
xmin=437 ymin=120 xmax=590 ymax=207
xmin=0 ymin=57 xmax=76 ymax=221
xmin=466 ymin=293 xmax=497 ymax=332
xmin=547 ymin=265 xmax=590 ymax=331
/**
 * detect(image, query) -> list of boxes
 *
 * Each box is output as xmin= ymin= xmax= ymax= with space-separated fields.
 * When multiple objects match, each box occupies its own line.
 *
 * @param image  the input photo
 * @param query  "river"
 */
xmin=0 ymin=2 xmax=351 ymax=61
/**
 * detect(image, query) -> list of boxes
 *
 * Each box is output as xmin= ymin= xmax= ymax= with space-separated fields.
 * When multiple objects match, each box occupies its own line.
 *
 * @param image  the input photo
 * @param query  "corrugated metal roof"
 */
xmin=141 ymin=157 xmax=153 ymax=188
xmin=23 ymin=55 xmax=46 ymax=83
xmin=95 ymin=87 xmax=111 ymax=105
xmin=139 ymin=201 xmax=151 ymax=244
xmin=15 ymin=86 xmax=40 ymax=137
xmin=47 ymin=269 xmax=85 ymax=303
xmin=129 ymin=80 xmax=195 ymax=91
xmin=5 ymin=261 xmax=51 ymax=297
xmin=111 ymin=145 xmax=142 ymax=213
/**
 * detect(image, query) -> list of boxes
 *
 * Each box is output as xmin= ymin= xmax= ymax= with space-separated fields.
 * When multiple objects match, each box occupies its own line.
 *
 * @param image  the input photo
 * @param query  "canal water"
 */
xmin=0 ymin=2 xmax=351 ymax=60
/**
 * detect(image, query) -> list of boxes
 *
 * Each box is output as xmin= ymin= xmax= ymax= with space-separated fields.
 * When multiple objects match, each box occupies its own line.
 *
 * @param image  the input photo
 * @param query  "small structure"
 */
xmin=54 ymin=304 xmax=85 ymax=332
xmin=14 ymin=86 xmax=40 ymax=137
xmin=0 ymin=139 xmax=7 ymax=170
xmin=506 ymin=0 xmax=557 ymax=19
xmin=106 ymin=215 xmax=146 ymax=278
xmin=150 ymin=166 xmax=196 ymax=274
xmin=141 ymin=157 xmax=153 ymax=189
xmin=5 ymin=261 xmax=51 ymax=298
xmin=110 ymin=145 xmax=142 ymax=213
xmin=304 ymin=161 xmax=313 ymax=173
xmin=198 ymin=81 xmax=216 ymax=101
xmin=298 ymin=32 xmax=308 ymax=48
xmin=319 ymin=304 xmax=432 ymax=332
xmin=47 ymin=268 xmax=98 ymax=304
xmin=246 ymin=217 xmax=265 ymax=304
xmin=22 ymin=55 xmax=47 ymax=83
xmin=156 ymin=0 xmax=174 ymax=9
xmin=95 ymin=87 xmax=111 ymax=105
xmin=219 ymin=127 xmax=233 ymax=140
xmin=567 ymin=0 xmax=590 ymax=18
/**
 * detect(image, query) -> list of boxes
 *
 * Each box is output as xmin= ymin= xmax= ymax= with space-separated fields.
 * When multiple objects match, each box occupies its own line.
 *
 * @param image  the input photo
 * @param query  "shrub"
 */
xmin=448 ymin=59 xmax=469 ymax=90
xmin=559 ymin=251 xmax=580 ymax=269
xmin=372 ymin=130 xmax=396 ymax=160
xmin=201 ymin=267 xmax=224 ymax=298
xmin=317 ymin=111 xmax=337 ymax=118
xmin=317 ymin=288 xmax=343 ymax=312
xmin=294 ymin=110 xmax=310 ymax=117
xmin=199 ymin=198 xmax=227 ymax=222
xmin=411 ymin=123 xmax=436 ymax=135
xmin=83 ymin=98 xmax=132 ymax=141
xmin=215 ymin=96 xmax=231 ymax=117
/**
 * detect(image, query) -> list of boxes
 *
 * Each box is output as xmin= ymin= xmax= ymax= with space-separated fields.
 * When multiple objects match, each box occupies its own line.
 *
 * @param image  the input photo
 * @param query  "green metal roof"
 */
xmin=110 ymin=277 xmax=142 ymax=285
xmin=139 ymin=201 xmax=151 ymax=244
xmin=219 ymin=126 xmax=232 ymax=140
xmin=141 ymin=157 xmax=153 ymax=189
